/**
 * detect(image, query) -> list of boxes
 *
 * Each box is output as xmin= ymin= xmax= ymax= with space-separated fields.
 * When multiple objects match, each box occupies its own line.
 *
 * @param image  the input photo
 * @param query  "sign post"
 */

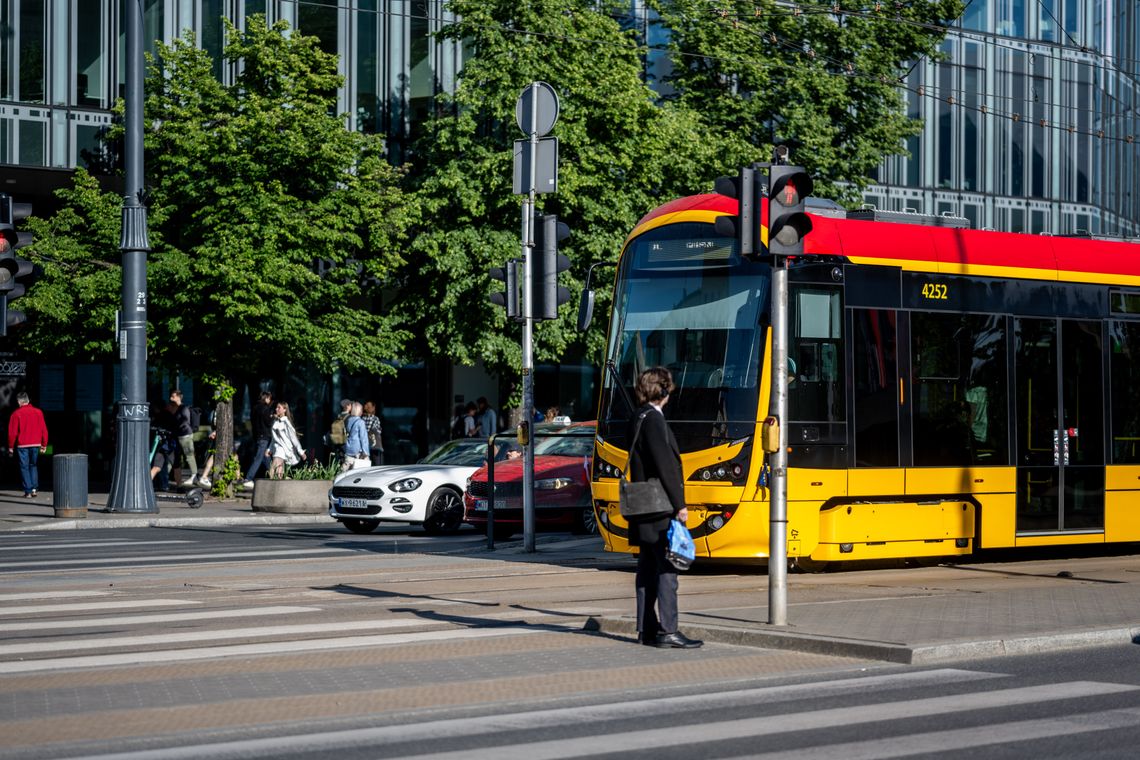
xmin=513 ymin=82 xmax=559 ymax=552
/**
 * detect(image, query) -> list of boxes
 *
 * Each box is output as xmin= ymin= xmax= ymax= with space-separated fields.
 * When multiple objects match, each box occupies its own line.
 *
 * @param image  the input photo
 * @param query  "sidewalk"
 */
xmin=0 ymin=486 xmax=336 ymax=531
xmin=3 ymin=488 xmax=1139 ymax=666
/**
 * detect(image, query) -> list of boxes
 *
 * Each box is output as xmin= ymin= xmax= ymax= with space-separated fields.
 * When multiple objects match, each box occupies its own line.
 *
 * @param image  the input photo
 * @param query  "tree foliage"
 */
xmin=399 ymin=0 xmax=725 ymax=382
xmin=19 ymin=17 xmax=414 ymax=383
xmin=142 ymin=16 xmax=415 ymax=379
xmin=651 ymin=0 xmax=965 ymax=201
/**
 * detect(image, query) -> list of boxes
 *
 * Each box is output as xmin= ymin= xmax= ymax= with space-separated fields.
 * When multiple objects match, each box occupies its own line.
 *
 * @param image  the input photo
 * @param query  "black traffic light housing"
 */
xmin=713 ymin=166 xmax=759 ymax=257
xmin=0 ymin=193 xmax=35 ymax=337
xmin=766 ymin=165 xmax=814 ymax=257
xmin=531 ymin=213 xmax=570 ymax=320
xmin=490 ymin=258 xmax=522 ymax=321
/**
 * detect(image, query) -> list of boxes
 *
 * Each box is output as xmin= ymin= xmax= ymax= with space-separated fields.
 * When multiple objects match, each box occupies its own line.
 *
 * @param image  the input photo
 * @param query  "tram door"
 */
xmin=1014 ymin=318 xmax=1105 ymax=533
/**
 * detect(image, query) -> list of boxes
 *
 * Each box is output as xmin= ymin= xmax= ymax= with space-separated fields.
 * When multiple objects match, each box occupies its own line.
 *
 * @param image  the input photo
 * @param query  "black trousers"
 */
xmin=635 ymin=532 xmax=678 ymax=637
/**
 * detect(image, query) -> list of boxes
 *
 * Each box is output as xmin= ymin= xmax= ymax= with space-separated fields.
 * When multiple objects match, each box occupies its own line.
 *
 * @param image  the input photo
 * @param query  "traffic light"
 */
xmin=713 ymin=166 xmax=759 ymax=257
xmin=531 ymin=213 xmax=570 ymax=320
xmin=490 ymin=258 xmax=522 ymax=321
xmin=0 ymin=193 xmax=35 ymax=337
xmin=766 ymin=165 xmax=814 ymax=257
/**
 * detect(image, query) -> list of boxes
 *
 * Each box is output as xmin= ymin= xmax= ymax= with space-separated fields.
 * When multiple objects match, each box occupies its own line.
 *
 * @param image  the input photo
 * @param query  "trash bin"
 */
xmin=53 ymin=454 xmax=88 ymax=519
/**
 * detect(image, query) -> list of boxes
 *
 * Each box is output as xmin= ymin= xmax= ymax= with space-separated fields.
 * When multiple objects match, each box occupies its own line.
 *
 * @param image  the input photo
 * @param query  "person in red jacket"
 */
xmin=8 ymin=392 xmax=48 ymax=498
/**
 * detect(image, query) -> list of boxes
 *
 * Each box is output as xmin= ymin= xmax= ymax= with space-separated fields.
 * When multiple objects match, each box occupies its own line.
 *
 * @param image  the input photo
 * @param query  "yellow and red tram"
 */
xmin=588 ymin=193 xmax=1140 ymax=563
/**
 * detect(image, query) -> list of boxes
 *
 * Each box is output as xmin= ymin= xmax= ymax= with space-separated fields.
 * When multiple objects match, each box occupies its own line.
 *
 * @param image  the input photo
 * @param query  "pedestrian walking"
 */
xmin=242 ymin=390 xmax=274 ymax=489
xmin=7 ymin=392 xmax=48 ymax=498
xmin=627 ymin=367 xmax=702 ymax=649
xmin=341 ymin=401 xmax=370 ymax=472
xmin=169 ymin=388 xmax=199 ymax=486
xmin=362 ymin=400 xmax=384 ymax=466
xmin=268 ymin=401 xmax=306 ymax=478
xmin=476 ymin=397 xmax=498 ymax=438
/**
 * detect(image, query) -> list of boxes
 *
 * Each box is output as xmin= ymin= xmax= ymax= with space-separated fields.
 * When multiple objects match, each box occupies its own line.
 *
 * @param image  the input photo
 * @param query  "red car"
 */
xmin=464 ymin=422 xmax=596 ymax=540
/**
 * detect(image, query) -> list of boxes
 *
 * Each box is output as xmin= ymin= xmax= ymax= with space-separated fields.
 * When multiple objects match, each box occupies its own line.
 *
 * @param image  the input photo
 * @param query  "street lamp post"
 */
xmin=106 ymin=0 xmax=156 ymax=513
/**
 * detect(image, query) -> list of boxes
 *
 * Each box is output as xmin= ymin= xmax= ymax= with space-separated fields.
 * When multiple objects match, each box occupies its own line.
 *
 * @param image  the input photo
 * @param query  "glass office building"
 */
xmin=866 ymin=0 xmax=1140 ymax=236
xmin=0 ymin=0 xmax=463 ymax=192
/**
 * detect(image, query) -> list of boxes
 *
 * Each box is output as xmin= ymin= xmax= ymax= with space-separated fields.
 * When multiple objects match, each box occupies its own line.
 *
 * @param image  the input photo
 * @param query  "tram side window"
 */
xmin=911 ymin=313 xmax=1009 ymax=466
xmin=1109 ymin=321 xmax=1140 ymax=464
xmin=852 ymin=309 xmax=898 ymax=467
xmin=789 ymin=287 xmax=844 ymax=424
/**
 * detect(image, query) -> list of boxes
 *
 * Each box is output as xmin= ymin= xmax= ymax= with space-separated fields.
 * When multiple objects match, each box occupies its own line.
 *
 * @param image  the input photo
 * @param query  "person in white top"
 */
xmin=268 ymin=401 xmax=306 ymax=478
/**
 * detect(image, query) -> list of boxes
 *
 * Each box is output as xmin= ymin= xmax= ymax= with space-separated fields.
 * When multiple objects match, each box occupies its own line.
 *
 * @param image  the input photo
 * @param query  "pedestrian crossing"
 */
xmin=0 ymin=586 xmax=581 ymax=675
xmin=63 ymin=670 xmax=1140 ymax=760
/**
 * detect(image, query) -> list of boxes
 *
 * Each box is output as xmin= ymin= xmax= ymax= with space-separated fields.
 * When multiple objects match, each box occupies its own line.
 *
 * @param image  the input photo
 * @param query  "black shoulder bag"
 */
xmin=618 ymin=411 xmax=674 ymax=520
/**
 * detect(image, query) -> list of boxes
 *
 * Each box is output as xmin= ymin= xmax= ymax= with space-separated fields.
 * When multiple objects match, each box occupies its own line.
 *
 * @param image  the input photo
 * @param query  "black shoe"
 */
xmin=638 ymin=633 xmax=657 ymax=646
xmin=655 ymin=631 xmax=703 ymax=649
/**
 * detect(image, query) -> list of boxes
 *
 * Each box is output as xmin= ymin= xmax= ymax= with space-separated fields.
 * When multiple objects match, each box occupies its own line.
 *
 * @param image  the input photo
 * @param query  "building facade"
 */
xmin=866 ymin=0 xmax=1140 ymax=236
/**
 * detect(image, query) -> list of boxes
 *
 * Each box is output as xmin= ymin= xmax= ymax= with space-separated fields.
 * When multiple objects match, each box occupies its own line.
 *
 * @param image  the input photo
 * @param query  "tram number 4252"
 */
xmin=921 ymin=282 xmax=949 ymax=300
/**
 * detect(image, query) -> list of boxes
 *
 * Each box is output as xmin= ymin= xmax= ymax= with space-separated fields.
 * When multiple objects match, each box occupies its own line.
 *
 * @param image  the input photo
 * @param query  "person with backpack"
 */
xmin=362 ymin=400 xmax=384 ymax=465
xmin=169 ymin=388 xmax=200 ymax=487
xmin=327 ymin=398 xmax=352 ymax=460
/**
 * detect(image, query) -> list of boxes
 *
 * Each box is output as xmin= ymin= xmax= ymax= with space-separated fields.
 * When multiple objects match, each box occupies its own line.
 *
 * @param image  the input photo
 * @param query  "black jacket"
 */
xmin=627 ymin=404 xmax=685 ymax=546
xmin=251 ymin=401 xmax=274 ymax=440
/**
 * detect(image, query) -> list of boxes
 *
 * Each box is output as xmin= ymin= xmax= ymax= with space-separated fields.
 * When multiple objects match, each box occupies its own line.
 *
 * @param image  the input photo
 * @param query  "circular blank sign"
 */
xmin=516 ymin=81 xmax=559 ymax=137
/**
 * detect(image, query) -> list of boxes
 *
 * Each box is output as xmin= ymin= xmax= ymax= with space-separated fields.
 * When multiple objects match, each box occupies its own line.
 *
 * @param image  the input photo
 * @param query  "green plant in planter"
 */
xmin=280 ymin=456 xmax=341 ymax=481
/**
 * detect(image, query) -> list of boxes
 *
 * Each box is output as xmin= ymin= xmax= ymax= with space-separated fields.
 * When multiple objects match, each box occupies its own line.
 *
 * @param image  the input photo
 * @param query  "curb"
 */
xmin=585 ymin=615 xmax=1140 ymax=664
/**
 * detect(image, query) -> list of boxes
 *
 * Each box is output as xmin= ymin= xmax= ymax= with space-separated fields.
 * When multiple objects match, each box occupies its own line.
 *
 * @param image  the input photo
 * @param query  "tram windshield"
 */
xmin=599 ymin=222 xmax=770 ymax=452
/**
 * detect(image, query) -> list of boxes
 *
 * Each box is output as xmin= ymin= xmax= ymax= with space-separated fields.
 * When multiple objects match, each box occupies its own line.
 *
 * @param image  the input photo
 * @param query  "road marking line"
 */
xmin=65 ymin=669 xmax=1009 ymax=759
xmin=729 ymin=707 xmax=1140 ymax=760
xmin=0 ymin=625 xmax=541 ymax=674
xmin=0 ymin=599 xmax=199 ymax=616
xmin=0 ymin=617 xmax=453 ymax=655
xmin=403 ymin=681 xmax=1140 ymax=760
xmin=0 ymin=540 xmax=194 ymax=552
xmin=0 ymin=590 xmax=113 ymax=601
xmin=0 ymin=547 xmax=351 ymax=569
xmin=0 ymin=606 xmax=319 ymax=632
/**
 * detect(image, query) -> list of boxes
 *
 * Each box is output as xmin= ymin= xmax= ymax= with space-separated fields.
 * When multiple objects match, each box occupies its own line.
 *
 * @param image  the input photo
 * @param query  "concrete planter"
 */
xmin=250 ymin=478 xmax=332 ymax=514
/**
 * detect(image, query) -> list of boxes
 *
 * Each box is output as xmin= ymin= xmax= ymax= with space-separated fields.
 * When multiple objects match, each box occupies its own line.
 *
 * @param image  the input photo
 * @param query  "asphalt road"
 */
xmin=3 ymin=525 xmax=1140 ymax=759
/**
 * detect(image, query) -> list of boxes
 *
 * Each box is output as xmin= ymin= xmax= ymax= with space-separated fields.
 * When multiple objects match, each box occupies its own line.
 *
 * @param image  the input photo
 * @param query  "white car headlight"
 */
xmin=535 ymin=477 xmax=573 ymax=490
xmin=388 ymin=477 xmax=422 ymax=492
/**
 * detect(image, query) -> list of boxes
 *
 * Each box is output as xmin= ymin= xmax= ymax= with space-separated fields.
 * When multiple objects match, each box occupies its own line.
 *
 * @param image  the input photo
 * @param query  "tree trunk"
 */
xmin=213 ymin=393 xmax=235 ymax=497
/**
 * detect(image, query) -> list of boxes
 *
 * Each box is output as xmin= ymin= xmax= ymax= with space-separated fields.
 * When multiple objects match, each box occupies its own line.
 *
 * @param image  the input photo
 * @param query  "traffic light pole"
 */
xmin=768 ymin=256 xmax=789 ymax=625
xmin=520 ymin=94 xmax=539 ymax=554
xmin=107 ymin=0 xmax=156 ymax=513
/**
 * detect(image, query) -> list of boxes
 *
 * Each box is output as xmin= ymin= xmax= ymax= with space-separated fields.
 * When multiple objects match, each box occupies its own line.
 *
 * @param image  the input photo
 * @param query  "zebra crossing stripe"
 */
xmin=0 ymin=606 xmax=319 ymax=632
xmin=65 ymin=669 xmax=1010 ymax=760
xmin=0 ymin=547 xmax=350 ymax=569
xmin=0 ymin=599 xmax=197 ymax=616
xmin=0 ymin=625 xmax=541 ymax=674
xmin=402 ymin=681 xmax=1140 ymax=760
xmin=0 ymin=540 xmax=193 ymax=552
xmin=732 ymin=706 xmax=1140 ymax=760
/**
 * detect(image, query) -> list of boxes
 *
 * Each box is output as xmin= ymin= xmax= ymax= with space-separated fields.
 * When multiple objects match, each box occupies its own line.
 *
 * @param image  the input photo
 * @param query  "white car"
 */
xmin=328 ymin=438 xmax=490 ymax=535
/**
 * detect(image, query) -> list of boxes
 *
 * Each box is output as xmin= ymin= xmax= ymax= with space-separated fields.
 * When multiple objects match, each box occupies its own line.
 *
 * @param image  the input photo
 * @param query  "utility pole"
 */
xmin=107 ymin=0 xmax=156 ymax=513
xmin=511 ymin=82 xmax=559 ymax=552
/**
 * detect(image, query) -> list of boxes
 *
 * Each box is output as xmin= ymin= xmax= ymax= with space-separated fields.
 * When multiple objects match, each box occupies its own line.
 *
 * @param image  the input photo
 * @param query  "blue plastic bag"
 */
xmin=666 ymin=519 xmax=696 ymax=571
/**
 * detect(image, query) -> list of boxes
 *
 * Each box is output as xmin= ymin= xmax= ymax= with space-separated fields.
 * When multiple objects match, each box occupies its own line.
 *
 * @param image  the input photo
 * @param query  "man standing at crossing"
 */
xmin=8 ymin=392 xmax=48 ymax=498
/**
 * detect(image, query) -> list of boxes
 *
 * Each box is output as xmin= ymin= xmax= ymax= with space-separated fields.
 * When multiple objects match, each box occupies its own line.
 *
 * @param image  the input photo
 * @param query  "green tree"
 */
xmin=651 ymin=0 xmax=964 ymax=201
xmin=20 ymin=16 xmax=416 ymax=489
xmin=401 ymin=0 xmax=724 ymax=403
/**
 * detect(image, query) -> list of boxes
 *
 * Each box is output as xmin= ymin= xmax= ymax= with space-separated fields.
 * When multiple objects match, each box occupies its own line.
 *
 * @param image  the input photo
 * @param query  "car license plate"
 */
xmin=474 ymin=499 xmax=488 ymax=511
xmin=340 ymin=498 xmax=368 ymax=509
